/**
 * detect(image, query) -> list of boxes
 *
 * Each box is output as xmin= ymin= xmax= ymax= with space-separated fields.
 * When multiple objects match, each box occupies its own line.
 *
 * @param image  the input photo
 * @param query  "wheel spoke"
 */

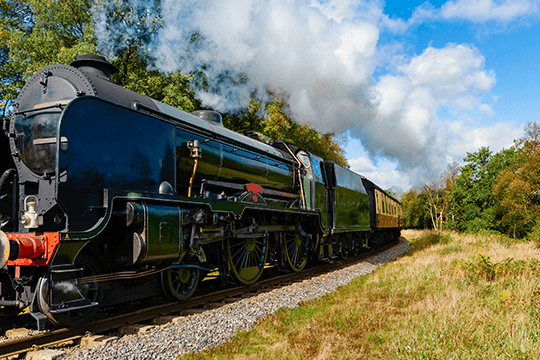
xmin=226 ymin=214 xmax=268 ymax=285
xmin=235 ymin=247 xmax=249 ymax=269
xmin=241 ymin=248 xmax=250 ymax=269
xmin=232 ymin=243 xmax=246 ymax=259
xmin=283 ymin=230 xmax=308 ymax=272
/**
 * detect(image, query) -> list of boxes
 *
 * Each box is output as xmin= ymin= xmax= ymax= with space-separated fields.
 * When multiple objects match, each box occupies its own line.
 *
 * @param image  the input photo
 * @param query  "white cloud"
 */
xmin=400 ymin=87 xmax=436 ymax=148
xmin=308 ymin=0 xmax=408 ymax=32
xmin=348 ymin=152 xmax=410 ymax=190
xmin=333 ymin=22 xmax=379 ymax=82
xmin=411 ymin=0 xmax=538 ymax=24
xmin=446 ymin=122 xmax=523 ymax=160
xmin=345 ymin=120 xmax=522 ymax=191
xmin=479 ymin=103 xmax=494 ymax=115
xmin=373 ymin=75 xmax=410 ymax=117
xmin=400 ymin=44 xmax=496 ymax=103
xmin=410 ymin=2 xmax=438 ymax=24
xmin=348 ymin=156 xmax=377 ymax=172
xmin=360 ymin=43 xmax=496 ymax=178
xmin=440 ymin=0 xmax=538 ymax=23
xmin=361 ymin=167 xmax=408 ymax=191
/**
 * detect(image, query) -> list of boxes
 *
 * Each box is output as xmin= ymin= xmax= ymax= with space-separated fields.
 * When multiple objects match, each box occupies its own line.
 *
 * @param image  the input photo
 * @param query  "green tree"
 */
xmin=263 ymin=98 xmax=347 ymax=166
xmin=401 ymin=162 xmax=458 ymax=231
xmin=0 ymin=0 xmax=27 ymax=119
xmin=111 ymin=49 xmax=199 ymax=112
xmin=401 ymin=189 xmax=431 ymax=229
xmin=0 ymin=0 xmax=96 ymax=120
xmin=448 ymin=147 xmax=516 ymax=233
xmin=424 ymin=162 xmax=459 ymax=231
xmin=494 ymin=122 xmax=540 ymax=238
xmin=222 ymin=98 xmax=266 ymax=135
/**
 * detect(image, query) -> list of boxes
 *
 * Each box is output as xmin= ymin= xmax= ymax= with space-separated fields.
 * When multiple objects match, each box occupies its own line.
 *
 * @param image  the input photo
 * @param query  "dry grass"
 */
xmin=182 ymin=230 xmax=540 ymax=359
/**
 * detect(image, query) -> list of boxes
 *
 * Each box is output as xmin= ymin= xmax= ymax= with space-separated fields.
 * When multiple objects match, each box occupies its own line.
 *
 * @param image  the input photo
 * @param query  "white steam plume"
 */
xmin=92 ymin=0 xmax=496 ymax=185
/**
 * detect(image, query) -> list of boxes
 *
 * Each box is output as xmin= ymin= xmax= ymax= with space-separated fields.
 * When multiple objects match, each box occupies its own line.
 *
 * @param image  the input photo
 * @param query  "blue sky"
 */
xmin=95 ymin=0 xmax=540 ymax=193
xmin=332 ymin=0 xmax=540 ymax=192
xmin=382 ymin=0 xmax=540 ymax=129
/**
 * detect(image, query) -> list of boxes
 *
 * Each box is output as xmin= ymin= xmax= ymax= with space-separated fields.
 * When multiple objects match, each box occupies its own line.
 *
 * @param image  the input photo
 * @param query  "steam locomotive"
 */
xmin=0 ymin=55 xmax=402 ymax=329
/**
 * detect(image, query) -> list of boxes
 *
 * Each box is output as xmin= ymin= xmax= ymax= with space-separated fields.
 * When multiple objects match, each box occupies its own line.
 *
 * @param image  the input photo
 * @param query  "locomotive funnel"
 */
xmin=70 ymin=54 xmax=118 ymax=80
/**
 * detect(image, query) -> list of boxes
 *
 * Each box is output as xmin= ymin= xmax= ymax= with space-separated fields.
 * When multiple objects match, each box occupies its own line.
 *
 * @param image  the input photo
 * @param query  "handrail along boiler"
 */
xmin=0 ymin=55 xmax=402 ymax=329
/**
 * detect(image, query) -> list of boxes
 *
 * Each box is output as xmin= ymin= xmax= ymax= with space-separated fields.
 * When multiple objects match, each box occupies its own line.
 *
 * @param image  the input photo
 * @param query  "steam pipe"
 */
xmin=188 ymin=159 xmax=198 ymax=198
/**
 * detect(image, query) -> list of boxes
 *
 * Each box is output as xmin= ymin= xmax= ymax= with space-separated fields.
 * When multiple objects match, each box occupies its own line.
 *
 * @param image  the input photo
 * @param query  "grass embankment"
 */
xmin=183 ymin=230 xmax=540 ymax=359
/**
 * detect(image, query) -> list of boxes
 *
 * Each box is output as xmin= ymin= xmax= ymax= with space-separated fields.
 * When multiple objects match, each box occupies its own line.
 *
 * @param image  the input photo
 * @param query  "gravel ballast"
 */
xmin=56 ymin=238 xmax=409 ymax=360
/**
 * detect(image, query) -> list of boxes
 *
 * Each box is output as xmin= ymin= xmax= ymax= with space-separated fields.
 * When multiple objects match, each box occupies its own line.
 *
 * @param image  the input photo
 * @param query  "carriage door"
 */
xmin=296 ymin=151 xmax=313 ymax=210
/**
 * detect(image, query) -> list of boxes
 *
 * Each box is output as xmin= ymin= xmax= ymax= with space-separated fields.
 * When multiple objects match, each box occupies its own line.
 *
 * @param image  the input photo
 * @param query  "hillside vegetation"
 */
xmin=184 ymin=230 xmax=540 ymax=359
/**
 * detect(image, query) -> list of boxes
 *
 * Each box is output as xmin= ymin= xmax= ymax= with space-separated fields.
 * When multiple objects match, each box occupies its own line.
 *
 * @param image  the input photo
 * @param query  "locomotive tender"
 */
xmin=0 ymin=55 xmax=402 ymax=329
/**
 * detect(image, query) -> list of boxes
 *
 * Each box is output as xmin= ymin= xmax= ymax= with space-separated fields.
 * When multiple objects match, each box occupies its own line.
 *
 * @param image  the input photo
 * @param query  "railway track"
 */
xmin=0 ymin=238 xmax=406 ymax=359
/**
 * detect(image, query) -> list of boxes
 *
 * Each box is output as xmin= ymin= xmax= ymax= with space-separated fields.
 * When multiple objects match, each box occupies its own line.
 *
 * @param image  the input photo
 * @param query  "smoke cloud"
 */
xmin=92 ymin=0 xmax=497 ymax=186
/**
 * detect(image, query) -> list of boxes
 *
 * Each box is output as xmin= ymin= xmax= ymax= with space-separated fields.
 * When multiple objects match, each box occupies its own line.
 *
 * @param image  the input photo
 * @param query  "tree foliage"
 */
xmin=111 ymin=49 xmax=199 ymax=113
xmin=400 ymin=162 xmax=458 ymax=230
xmin=401 ymin=189 xmax=431 ymax=229
xmin=448 ymin=147 xmax=516 ymax=233
xmin=0 ymin=0 xmax=96 ymax=119
xmin=264 ymin=98 xmax=347 ymax=166
xmin=494 ymin=123 xmax=540 ymax=238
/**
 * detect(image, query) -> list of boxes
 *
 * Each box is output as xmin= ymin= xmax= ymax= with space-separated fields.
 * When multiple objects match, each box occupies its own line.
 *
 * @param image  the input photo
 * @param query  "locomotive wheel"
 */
xmin=161 ymin=260 xmax=200 ymax=301
xmin=226 ymin=236 xmax=268 ymax=285
xmin=226 ymin=215 xmax=268 ymax=285
xmin=37 ymin=254 xmax=104 ymax=327
xmin=283 ymin=230 xmax=308 ymax=272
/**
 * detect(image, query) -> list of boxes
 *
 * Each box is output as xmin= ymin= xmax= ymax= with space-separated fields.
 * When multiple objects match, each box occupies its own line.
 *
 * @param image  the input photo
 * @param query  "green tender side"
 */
xmin=333 ymin=165 xmax=371 ymax=232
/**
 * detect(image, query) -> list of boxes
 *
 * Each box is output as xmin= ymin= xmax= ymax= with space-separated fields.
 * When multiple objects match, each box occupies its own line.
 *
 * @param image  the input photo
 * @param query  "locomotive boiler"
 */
xmin=0 ymin=55 xmax=402 ymax=329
